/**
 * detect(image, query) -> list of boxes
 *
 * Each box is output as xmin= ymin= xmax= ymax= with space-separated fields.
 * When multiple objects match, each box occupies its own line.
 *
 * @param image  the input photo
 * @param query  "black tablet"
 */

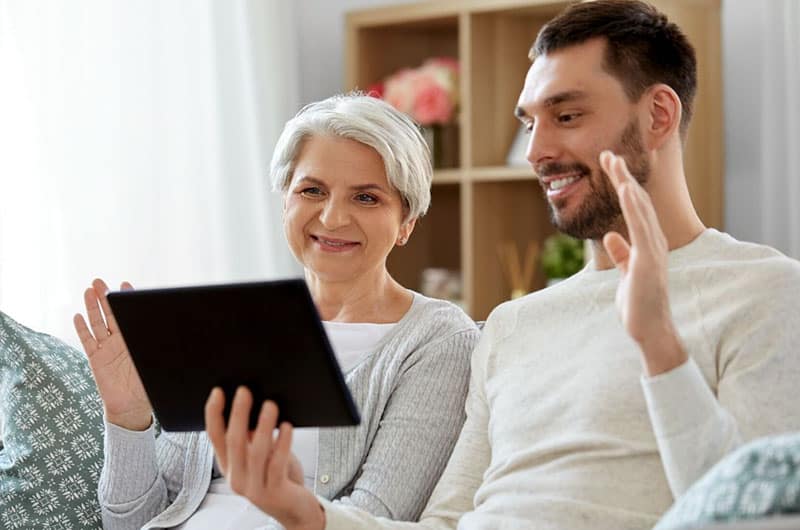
xmin=106 ymin=279 xmax=360 ymax=431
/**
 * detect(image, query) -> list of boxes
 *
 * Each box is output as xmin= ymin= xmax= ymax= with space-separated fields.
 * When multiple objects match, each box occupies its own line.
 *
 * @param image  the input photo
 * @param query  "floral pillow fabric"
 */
xmin=656 ymin=432 xmax=800 ymax=529
xmin=0 ymin=311 xmax=104 ymax=529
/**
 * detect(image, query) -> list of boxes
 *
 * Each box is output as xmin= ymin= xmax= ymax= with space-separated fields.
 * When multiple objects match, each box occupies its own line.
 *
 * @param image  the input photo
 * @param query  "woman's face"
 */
xmin=283 ymin=135 xmax=416 ymax=284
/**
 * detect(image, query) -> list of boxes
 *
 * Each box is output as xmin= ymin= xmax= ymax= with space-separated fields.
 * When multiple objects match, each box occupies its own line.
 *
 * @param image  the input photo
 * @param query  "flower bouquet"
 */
xmin=369 ymin=57 xmax=460 ymax=167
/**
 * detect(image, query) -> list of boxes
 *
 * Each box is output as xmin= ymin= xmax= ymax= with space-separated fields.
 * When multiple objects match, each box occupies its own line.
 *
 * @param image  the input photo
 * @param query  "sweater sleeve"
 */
xmin=322 ymin=321 xmax=495 ymax=530
xmin=329 ymin=327 xmax=478 ymax=521
xmin=98 ymin=419 xmax=187 ymax=530
xmin=640 ymin=359 xmax=738 ymax=497
xmin=642 ymin=261 xmax=800 ymax=498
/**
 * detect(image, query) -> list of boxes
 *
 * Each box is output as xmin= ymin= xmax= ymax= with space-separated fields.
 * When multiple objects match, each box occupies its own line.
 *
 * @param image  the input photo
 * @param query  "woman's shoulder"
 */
xmin=409 ymin=291 xmax=476 ymax=324
xmin=395 ymin=292 xmax=480 ymax=345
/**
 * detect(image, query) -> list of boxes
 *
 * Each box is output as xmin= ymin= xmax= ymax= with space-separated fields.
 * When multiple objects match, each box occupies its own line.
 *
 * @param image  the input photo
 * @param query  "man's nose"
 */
xmin=526 ymin=122 xmax=559 ymax=168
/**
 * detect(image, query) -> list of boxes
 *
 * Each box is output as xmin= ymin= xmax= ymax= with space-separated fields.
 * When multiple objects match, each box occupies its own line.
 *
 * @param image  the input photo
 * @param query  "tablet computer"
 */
xmin=106 ymin=279 xmax=361 ymax=432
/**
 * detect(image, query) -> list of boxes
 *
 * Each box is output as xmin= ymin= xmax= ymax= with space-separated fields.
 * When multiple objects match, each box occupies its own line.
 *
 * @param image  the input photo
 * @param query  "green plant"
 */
xmin=541 ymin=233 xmax=584 ymax=279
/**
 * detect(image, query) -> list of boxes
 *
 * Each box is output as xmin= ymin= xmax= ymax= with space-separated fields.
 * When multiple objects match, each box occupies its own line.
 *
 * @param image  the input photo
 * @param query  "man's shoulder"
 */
xmin=681 ymin=231 xmax=800 ymax=317
xmin=686 ymin=229 xmax=800 ymax=279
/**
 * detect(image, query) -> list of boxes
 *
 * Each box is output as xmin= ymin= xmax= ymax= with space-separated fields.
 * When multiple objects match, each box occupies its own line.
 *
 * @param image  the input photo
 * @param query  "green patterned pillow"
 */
xmin=656 ymin=432 xmax=800 ymax=529
xmin=0 ymin=311 xmax=104 ymax=529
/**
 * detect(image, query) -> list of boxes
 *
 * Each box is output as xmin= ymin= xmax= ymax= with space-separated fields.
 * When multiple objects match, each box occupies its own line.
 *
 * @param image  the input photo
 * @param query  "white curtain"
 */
xmin=724 ymin=0 xmax=800 ymax=258
xmin=0 ymin=0 xmax=300 ymax=345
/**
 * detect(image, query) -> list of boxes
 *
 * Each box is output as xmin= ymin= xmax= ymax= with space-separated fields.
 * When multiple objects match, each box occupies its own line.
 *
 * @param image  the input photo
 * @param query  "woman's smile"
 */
xmin=310 ymin=234 xmax=361 ymax=253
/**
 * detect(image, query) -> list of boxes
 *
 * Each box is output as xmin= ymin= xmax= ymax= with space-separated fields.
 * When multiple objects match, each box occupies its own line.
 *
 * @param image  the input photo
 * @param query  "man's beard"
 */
xmin=537 ymin=118 xmax=650 ymax=240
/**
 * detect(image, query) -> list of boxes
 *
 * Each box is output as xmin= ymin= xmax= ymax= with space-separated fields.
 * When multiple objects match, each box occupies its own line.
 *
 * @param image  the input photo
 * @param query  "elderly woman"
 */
xmin=74 ymin=93 xmax=479 ymax=530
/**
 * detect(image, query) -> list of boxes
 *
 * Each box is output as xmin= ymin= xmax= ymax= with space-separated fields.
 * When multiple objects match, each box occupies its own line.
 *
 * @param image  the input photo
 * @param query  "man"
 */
xmin=203 ymin=1 xmax=800 ymax=529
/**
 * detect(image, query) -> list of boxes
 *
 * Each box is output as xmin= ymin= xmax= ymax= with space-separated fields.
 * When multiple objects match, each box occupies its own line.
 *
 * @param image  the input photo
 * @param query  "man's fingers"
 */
xmin=603 ymin=231 xmax=630 ymax=274
xmin=204 ymin=387 xmax=229 ymax=471
xmin=619 ymin=182 xmax=651 ymax=249
xmin=609 ymin=154 xmax=649 ymax=250
xmin=599 ymin=150 xmax=618 ymax=188
xmin=600 ymin=150 xmax=630 ymax=190
xmin=248 ymin=401 xmax=279 ymax=492
xmin=266 ymin=422 xmax=294 ymax=490
xmin=226 ymin=386 xmax=253 ymax=490
xmin=601 ymin=152 xmax=665 ymax=255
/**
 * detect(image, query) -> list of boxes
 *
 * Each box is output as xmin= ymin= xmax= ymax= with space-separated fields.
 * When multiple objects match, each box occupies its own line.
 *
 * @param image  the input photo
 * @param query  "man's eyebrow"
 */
xmin=514 ymin=90 xmax=588 ymax=121
xmin=543 ymin=90 xmax=588 ymax=107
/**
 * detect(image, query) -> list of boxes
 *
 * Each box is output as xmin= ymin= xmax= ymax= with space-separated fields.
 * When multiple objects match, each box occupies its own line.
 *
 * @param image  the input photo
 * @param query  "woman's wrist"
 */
xmin=104 ymin=407 xmax=153 ymax=432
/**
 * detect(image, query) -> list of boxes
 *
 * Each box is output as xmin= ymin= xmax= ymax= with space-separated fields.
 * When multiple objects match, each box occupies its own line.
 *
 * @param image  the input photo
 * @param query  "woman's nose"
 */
xmin=318 ymin=198 xmax=349 ymax=229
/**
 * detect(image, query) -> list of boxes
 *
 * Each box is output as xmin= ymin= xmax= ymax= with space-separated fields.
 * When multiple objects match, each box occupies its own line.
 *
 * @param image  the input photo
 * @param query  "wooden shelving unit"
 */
xmin=346 ymin=0 xmax=722 ymax=320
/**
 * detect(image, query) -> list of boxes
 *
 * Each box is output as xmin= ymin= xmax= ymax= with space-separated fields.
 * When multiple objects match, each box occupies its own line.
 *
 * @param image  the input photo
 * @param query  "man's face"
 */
xmin=516 ymin=38 xmax=650 ymax=240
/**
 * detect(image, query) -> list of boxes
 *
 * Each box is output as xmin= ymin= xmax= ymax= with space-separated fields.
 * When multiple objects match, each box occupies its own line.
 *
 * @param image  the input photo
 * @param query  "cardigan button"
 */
xmin=319 ymin=474 xmax=330 ymax=484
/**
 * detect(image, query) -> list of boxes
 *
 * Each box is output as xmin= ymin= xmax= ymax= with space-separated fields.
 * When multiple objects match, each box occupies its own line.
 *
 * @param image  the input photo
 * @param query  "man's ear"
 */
xmin=643 ymin=84 xmax=681 ymax=150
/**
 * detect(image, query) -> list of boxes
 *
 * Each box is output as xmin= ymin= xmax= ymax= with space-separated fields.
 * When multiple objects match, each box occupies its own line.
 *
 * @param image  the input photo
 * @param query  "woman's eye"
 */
xmin=355 ymin=193 xmax=378 ymax=204
xmin=300 ymin=187 xmax=323 ymax=197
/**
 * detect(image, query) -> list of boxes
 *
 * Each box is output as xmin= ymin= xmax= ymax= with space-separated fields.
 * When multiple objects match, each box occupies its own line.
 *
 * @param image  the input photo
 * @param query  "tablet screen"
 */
xmin=107 ymin=279 xmax=361 ymax=431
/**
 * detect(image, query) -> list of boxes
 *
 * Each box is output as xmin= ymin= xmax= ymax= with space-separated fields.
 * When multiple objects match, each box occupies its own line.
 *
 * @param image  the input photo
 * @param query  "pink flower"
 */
xmin=424 ymin=56 xmax=459 ymax=74
xmin=383 ymin=68 xmax=420 ymax=115
xmin=366 ymin=81 xmax=385 ymax=99
xmin=413 ymin=81 xmax=454 ymax=125
xmin=376 ymin=56 xmax=459 ymax=125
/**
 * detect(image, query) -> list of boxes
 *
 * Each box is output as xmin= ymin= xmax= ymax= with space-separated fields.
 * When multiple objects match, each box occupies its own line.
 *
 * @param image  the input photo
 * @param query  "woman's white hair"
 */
xmin=269 ymin=92 xmax=432 ymax=220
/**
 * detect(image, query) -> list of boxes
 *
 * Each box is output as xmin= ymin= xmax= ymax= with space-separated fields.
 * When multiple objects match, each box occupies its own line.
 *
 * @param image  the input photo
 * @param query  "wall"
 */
xmin=293 ymin=0 xmax=411 ymax=105
xmin=721 ymin=0 xmax=763 ymax=245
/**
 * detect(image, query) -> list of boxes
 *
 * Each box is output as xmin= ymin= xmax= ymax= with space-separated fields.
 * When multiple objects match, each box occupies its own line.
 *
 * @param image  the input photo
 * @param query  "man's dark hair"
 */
xmin=531 ymin=0 xmax=697 ymax=137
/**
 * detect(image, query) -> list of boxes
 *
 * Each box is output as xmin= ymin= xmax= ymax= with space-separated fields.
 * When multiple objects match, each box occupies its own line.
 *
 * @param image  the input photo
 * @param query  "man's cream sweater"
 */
xmin=321 ymin=229 xmax=800 ymax=530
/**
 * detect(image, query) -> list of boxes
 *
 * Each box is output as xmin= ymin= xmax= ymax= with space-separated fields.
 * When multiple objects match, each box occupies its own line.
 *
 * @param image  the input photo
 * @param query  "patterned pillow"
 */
xmin=0 ymin=311 xmax=104 ymax=529
xmin=655 ymin=432 xmax=800 ymax=529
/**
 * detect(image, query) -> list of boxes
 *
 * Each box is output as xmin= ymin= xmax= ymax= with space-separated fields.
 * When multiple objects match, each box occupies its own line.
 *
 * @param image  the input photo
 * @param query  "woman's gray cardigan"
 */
xmin=99 ymin=293 xmax=479 ymax=529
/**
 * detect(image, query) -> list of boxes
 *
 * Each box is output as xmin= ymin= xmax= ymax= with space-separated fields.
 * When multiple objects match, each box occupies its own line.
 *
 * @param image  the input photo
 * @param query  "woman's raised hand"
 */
xmin=204 ymin=387 xmax=326 ymax=530
xmin=74 ymin=278 xmax=153 ymax=431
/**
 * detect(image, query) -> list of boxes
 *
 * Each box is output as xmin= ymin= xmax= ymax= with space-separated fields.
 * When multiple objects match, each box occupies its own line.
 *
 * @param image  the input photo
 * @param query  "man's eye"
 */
xmin=355 ymin=193 xmax=378 ymax=204
xmin=558 ymin=113 xmax=581 ymax=124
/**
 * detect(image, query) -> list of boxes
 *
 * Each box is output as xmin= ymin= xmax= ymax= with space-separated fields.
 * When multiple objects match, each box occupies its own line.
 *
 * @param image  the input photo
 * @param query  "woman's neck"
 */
xmin=305 ymin=268 xmax=412 ymax=323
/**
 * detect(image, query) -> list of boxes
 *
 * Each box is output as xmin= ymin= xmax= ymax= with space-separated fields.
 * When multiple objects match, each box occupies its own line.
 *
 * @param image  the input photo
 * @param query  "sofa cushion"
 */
xmin=0 ymin=311 xmax=104 ymax=529
xmin=656 ymin=432 xmax=800 ymax=529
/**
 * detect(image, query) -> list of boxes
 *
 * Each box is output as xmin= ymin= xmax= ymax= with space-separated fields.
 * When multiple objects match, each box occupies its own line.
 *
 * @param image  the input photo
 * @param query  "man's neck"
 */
xmin=591 ymin=167 xmax=706 ymax=270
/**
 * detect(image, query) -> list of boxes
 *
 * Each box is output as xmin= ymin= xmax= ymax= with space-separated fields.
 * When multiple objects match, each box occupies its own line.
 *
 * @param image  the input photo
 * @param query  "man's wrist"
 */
xmin=284 ymin=499 xmax=325 ymax=530
xmin=638 ymin=324 xmax=688 ymax=377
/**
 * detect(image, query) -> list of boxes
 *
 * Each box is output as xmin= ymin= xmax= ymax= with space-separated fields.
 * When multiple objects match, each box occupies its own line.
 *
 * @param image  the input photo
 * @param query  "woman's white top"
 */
xmin=175 ymin=321 xmax=396 ymax=529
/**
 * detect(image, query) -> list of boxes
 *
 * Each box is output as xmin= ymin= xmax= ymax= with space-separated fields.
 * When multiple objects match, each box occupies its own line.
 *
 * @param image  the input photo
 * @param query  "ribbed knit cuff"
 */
xmin=640 ymin=358 xmax=718 ymax=439
xmin=99 ymin=417 xmax=159 ymax=504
